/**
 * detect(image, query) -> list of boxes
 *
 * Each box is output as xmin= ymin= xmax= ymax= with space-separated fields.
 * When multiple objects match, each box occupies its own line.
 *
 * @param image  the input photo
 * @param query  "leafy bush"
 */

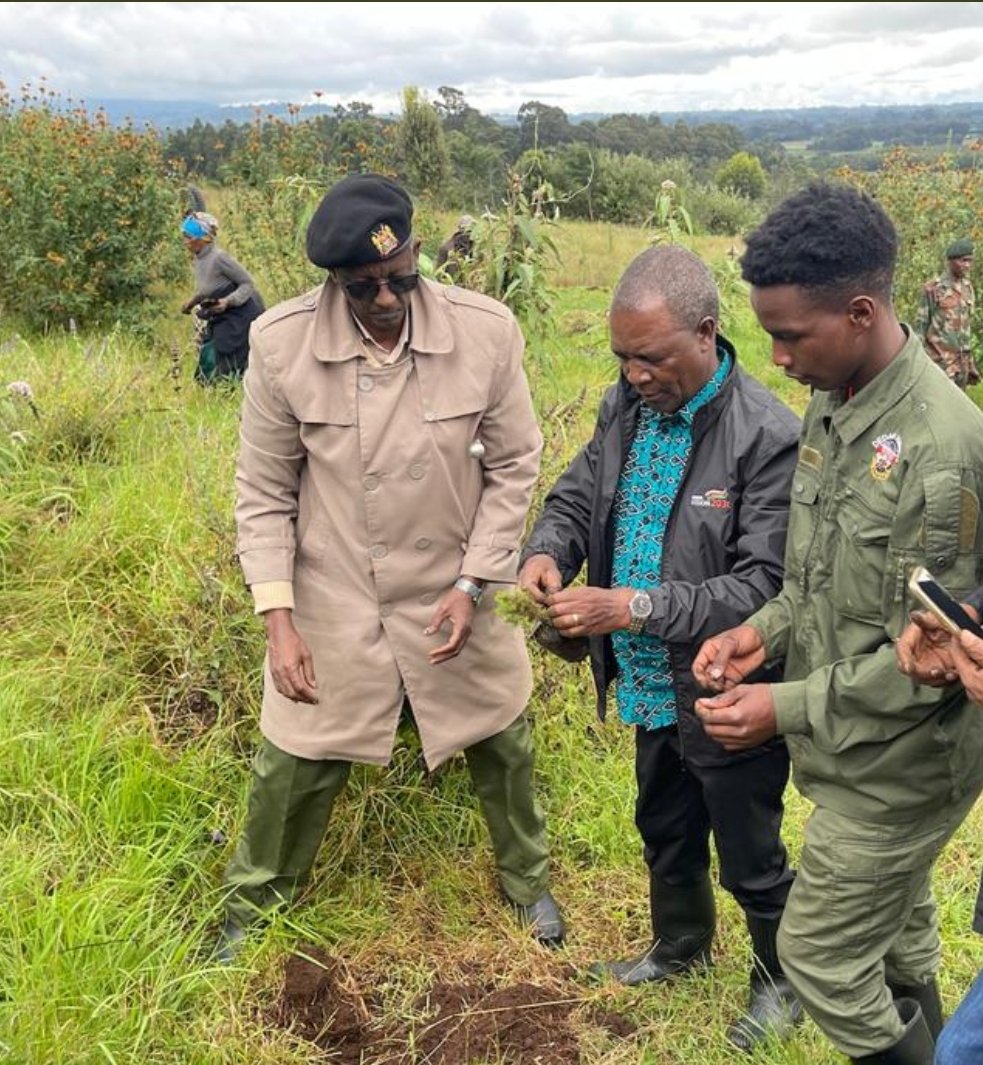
xmin=841 ymin=147 xmax=983 ymax=332
xmin=222 ymin=106 xmax=331 ymax=188
xmin=0 ymin=81 xmax=184 ymax=330
xmin=396 ymin=87 xmax=449 ymax=196
xmin=687 ymin=183 xmax=763 ymax=236
xmin=715 ymin=151 xmax=767 ymax=200
xmin=514 ymin=148 xmax=695 ymax=227
xmin=221 ymin=176 xmax=325 ymax=305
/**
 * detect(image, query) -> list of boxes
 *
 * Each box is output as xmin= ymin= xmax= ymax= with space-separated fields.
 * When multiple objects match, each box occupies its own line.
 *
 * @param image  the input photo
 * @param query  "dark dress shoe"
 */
xmin=509 ymin=890 xmax=566 ymax=947
xmin=213 ymin=919 xmax=249 ymax=965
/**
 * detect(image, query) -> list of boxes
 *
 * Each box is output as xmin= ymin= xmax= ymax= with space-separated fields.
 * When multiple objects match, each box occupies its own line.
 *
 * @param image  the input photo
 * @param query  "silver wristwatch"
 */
xmin=627 ymin=589 xmax=654 ymax=635
xmin=454 ymin=577 xmax=484 ymax=605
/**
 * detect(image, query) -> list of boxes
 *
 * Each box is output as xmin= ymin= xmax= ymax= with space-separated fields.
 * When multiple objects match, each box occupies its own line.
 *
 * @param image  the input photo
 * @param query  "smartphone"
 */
xmin=907 ymin=566 xmax=983 ymax=639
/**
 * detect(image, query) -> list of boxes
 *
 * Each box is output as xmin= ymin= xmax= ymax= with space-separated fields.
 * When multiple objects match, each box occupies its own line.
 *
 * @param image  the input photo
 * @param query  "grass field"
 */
xmin=1 ymin=229 xmax=982 ymax=1064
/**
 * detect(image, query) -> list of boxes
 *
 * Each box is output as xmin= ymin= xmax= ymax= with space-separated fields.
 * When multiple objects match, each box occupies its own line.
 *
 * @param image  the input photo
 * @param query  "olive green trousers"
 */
xmin=776 ymin=787 xmax=980 ymax=1057
xmin=222 ymin=713 xmax=550 ymax=927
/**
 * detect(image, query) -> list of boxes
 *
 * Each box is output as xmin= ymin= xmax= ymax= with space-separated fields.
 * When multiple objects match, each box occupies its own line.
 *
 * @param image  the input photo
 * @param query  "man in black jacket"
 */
xmin=519 ymin=245 xmax=801 ymax=1051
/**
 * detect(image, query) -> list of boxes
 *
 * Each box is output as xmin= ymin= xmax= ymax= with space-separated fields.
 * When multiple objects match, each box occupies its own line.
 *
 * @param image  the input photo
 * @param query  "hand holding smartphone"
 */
xmin=907 ymin=566 xmax=983 ymax=640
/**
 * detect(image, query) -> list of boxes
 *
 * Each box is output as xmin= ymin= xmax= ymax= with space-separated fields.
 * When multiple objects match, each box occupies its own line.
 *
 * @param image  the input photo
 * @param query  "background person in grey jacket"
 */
xmin=180 ymin=211 xmax=265 ymax=382
xmin=519 ymin=245 xmax=802 ymax=1052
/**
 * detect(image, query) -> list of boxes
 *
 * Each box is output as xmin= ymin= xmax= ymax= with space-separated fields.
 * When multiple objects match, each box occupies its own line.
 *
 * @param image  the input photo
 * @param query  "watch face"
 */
xmin=630 ymin=591 xmax=653 ymax=620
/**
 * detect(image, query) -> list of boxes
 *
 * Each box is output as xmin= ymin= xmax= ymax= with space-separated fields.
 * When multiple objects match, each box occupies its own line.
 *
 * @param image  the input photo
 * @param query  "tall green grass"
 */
xmin=0 ymin=236 xmax=980 ymax=1065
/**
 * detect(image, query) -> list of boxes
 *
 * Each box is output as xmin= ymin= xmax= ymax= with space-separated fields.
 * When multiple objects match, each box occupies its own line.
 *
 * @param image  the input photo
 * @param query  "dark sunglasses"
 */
xmin=342 ymin=273 xmax=420 ymax=301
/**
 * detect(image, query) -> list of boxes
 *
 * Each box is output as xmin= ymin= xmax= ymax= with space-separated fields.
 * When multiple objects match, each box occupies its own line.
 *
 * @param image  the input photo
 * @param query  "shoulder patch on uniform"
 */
xmin=255 ymin=286 xmax=321 ymax=332
xmin=799 ymin=445 xmax=824 ymax=471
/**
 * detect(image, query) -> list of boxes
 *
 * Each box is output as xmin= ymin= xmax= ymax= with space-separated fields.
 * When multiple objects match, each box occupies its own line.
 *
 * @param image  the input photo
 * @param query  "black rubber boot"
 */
xmin=591 ymin=875 xmax=715 ymax=986
xmin=851 ymin=998 xmax=935 ymax=1064
xmin=726 ymin=914 xmax=803 ymax=1052
xmin=508 ymin=889 xmax=566 ymax=948
xmin=887 ymin=978 xmax=943 ymax=1040
xmin=213 ymin=918 xmax=250 ymax=966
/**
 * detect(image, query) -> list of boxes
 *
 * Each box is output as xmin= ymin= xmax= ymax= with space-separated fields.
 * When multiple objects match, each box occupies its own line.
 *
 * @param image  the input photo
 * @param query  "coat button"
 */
xmin=415 ymin=537 xmax=431 ymax=550
xmin=358 ymin=376 xmax=374 ymax=393
xmin=468 ymin=440 xmax=486 ymax=459
xmin=363 ymin=475 xmax=379 ymax=491
xmin=794 ymin=482 xmax=803 ymax=494
xmin=370 ymin=543 xmax=388 ymax=559
xmin=420 ymin=591 xmax=437 ymax=605
xmin=303 ymin=295 xmax=316 ymax=308
xmin=379 ymin=603 xmax=392 ymax=618
xmin=408 ymin=463 xmax=426 ymax=480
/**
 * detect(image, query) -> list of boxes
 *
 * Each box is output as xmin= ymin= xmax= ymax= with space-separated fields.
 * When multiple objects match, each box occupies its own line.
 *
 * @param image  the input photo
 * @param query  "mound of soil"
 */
xmin=269 ymin=946 xmax=633 ymax=1065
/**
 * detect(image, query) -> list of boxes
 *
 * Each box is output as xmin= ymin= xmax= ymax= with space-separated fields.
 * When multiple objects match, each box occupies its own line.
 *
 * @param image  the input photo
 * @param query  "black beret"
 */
xmin=946 ymin=238 xmax=975 ymax=259
xmin=306 ymin=173 xmax=414 ymax=269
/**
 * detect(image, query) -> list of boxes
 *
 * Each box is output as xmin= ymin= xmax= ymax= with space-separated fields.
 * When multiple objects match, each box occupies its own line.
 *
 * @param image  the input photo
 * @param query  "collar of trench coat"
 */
xmin=311 ymin=278 xmax=455 ymax=362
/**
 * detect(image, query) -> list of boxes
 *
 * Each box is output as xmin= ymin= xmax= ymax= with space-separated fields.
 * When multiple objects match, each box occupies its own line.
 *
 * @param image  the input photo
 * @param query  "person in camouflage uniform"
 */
xmin=915 ymin=237 xmax=976 ymax=388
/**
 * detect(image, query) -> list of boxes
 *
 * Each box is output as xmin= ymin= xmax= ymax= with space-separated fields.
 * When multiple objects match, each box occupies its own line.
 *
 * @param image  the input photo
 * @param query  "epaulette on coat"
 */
xmin=254 ymin=286 xmax=321 ymax=333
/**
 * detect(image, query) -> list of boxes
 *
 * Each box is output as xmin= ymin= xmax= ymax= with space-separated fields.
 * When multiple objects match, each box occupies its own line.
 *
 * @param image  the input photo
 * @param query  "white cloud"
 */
xmin=1 ymin=1 xmax=982 ymax=114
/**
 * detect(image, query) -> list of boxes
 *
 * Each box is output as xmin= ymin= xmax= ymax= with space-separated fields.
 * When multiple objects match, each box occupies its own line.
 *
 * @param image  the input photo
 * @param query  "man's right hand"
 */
xmin=952 ymin=628 xmax=983 ymax=704
xmin=264 ymin=608 xmax=318 ymax=704
xmin=180 ymin=298 xmax=196 ymax=315
xmin=692 ymin=624 xmax=766 ymax=692
xmin=896 ymin=610 xmax=958 ymax=686
xmin=517 ymin=553 xmax=563 ymax=605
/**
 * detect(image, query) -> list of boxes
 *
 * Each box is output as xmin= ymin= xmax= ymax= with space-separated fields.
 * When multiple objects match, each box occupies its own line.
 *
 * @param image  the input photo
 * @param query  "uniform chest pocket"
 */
xmin=423 ymin=393 xmax=486 ymax=424
xmin=294 ymin=387 xmax=356 ymax=454
xmin=786 ymin=467 xmax=821 ymax=574
xmin=939 ymin=290 xmax=963 ymax=312
xmin=834 ymin=501 xmax=893 ymax=622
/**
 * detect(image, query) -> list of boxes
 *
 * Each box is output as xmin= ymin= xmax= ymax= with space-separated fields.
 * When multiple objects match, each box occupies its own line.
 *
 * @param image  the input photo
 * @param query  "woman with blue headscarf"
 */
xmin=180 ymin=211 xmax=265 ymax=383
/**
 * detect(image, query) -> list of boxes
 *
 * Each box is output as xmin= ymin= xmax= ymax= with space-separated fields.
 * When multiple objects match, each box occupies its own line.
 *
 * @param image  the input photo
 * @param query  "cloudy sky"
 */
xmin=2 ymin=1 xmax=983 ymax=115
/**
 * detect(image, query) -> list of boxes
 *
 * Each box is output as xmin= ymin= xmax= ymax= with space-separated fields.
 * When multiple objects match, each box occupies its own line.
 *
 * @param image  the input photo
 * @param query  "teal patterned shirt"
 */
xmin=611 ymin=351 xmax=731 ymax=729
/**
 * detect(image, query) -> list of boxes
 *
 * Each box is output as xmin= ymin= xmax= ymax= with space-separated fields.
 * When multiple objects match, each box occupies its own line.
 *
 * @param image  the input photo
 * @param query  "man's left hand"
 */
xmin=547 ymin=586 xmax=633 ymax=636
xmin=425 ymin=587 xmax=475 ymax=664
xmin=695 ymin=684 xmax=777 ymax=751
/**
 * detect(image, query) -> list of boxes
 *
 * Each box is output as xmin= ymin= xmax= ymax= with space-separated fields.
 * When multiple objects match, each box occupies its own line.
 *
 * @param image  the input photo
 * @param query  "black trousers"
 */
xmin=634 ymin=724 xmax=794 ymax=919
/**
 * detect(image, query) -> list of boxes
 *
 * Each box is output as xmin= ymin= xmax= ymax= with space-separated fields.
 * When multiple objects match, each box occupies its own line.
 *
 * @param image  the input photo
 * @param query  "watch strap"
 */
xmin=454 ymin=577 xmax=484 ymax=604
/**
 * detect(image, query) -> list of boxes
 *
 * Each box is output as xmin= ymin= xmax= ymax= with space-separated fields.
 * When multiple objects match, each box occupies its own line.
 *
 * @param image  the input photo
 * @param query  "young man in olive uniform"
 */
xmin=695 ymin=183 xmax=983 ymax=1064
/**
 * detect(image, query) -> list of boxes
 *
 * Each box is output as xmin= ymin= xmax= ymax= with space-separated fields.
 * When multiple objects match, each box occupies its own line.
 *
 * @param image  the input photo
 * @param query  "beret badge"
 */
xmin=371 ymin=223 xmax=400 ymax=258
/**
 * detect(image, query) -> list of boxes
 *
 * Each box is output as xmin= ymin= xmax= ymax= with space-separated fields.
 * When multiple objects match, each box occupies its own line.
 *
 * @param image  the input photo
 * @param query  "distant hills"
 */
xmin=87 ymin=97 xmax=983 ymax=147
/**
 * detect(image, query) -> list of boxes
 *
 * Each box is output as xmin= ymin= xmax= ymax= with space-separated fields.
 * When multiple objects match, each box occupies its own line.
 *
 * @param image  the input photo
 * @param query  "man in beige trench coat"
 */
xmin=215 ymin=173 xmax=564 ymax=962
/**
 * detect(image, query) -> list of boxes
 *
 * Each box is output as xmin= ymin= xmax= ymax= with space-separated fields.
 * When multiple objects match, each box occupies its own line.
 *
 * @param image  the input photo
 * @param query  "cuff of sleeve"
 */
xmin=251 ymin=580 xmax=295 ymax=615
xmin=460 ymin=544 xmax=519 ymax=584
xmin=642 ymin=585 xmax=669 ymax=634
xmin=748 ymin=609 xmax=789 ymax=660
xmin=771 ymin=680 xmax=809 ymax=736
